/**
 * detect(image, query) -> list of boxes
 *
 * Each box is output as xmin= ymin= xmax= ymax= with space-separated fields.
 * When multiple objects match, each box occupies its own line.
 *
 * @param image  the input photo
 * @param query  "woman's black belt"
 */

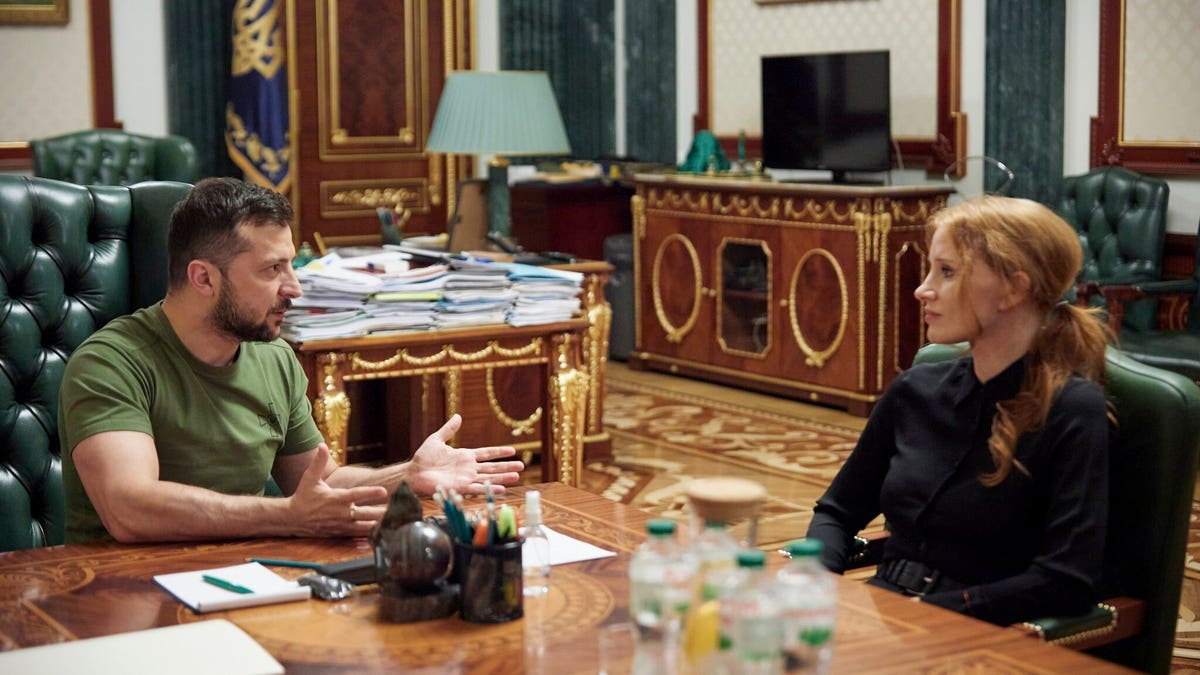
xmin=876 ymin=558 xmax=967 ymax=596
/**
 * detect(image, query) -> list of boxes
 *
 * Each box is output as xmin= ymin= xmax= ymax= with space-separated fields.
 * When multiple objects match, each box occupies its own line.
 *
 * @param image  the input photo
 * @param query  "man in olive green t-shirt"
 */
xmin=59 ymin=178 xmax=523 ymax=543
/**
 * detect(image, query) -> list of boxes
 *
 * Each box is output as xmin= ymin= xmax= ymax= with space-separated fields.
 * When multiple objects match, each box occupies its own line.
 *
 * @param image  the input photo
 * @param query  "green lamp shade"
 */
xmin=426 ymin=71 xmax=571 ymax=156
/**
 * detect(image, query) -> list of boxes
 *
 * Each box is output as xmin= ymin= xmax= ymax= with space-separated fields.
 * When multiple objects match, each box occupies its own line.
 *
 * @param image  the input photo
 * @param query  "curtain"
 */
xmin=500 ymin=0 xmax=615 ymax=160
xmin=985 ymin=0 xmax=1065 ymax=205
xmin=624 ymin=0 xmax=676 ymax=163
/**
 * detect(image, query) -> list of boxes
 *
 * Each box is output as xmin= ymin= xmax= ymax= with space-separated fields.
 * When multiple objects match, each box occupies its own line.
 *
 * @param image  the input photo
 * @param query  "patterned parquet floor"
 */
xmin=580 ymin=361 xmax=1200 ymax=673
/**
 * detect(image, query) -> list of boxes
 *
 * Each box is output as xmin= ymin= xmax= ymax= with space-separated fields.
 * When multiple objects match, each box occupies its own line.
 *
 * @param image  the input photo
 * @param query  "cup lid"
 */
xmin=685 ymin=477 xmax=767 ymax=522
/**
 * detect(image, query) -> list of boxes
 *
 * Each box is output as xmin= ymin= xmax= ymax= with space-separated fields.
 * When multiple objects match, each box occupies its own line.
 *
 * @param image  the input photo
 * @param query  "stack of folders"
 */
xmin=435 ymin=258 xmax=515 ymax=329
xmin=283 ymin=251 xmax=439 ymax=341
xmin=153 ymin=562 xmax=311 ymax=614
xmin=504 ymin=263 xmax=583 ymax=327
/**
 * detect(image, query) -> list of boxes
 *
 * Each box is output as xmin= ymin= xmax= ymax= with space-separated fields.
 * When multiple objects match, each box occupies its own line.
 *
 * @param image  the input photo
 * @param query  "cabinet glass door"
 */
xmin=718 ymin=240 xmax=771 ymax=356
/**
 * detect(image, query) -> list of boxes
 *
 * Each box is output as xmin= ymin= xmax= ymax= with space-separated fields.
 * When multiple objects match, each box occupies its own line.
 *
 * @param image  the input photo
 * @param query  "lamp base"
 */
xmin=487 ymin=162 xmax=511 ymax=238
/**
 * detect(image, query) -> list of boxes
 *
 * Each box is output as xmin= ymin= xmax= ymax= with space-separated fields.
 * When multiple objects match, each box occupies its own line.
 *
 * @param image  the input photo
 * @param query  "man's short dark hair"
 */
xmin=167 ymin=177 xmax=294 ymax=289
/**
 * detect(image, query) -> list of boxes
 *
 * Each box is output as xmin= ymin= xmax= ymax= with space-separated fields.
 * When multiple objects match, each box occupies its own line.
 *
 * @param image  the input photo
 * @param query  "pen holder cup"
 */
xmin=454 ymin=540 xmax=524 ymax=623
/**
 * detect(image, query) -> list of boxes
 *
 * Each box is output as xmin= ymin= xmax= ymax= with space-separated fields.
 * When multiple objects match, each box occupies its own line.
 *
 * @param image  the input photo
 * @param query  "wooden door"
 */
xmin=774 ymin=214 xmax=865 ymax=397
xmin=637 ymin=213 xmax=714 ymax=364
xmin=287 ymin=0 xmax=474 ymax=246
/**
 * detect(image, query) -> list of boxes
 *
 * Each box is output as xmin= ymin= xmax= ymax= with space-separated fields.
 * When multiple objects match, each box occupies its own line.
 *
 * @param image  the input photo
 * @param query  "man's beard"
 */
xmin=212 ymin=281 xmax=291 ymax=343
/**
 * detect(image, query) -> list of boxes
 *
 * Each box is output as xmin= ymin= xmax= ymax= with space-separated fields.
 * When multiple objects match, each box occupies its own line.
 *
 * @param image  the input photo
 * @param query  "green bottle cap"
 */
xmin=785 ymin=539 xmax=823 ymax=557
xmin=736 ymin=550 xmax=765 ymax=568
xmin=647 ymin=519 xmax=676 ymax=536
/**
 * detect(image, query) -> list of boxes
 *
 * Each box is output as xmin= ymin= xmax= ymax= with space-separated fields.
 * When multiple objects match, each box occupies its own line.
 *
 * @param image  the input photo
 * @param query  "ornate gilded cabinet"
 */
xmin=631 ymin=176 xmax=953 ymax=416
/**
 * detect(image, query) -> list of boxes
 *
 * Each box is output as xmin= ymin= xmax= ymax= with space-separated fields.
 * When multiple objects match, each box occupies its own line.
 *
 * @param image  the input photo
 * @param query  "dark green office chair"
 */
xmin=1097 ymin=217 xmax=1200 ymax=384
xmin=31 ymin=128 xmax=198 ymax=187
xmin=850 ymin=342 xmax=1200 ymax=674
xmin=1060 ymin=166 xmax=1169 ymax=333
xmin=0 ymin=176 xmax=192 ymax=552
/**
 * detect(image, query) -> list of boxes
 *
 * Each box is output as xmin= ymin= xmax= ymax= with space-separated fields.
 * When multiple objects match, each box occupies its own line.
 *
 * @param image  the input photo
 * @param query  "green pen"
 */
xmin=202 ymin=574 xmax=254 ymax=594
xmin=247 ymin=557 xmax=324 ymax=570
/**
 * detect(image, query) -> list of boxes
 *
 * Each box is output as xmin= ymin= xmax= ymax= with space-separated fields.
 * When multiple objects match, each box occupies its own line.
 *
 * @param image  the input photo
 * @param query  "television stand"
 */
xmin=779 ymin=171 xmax=885 ymax=186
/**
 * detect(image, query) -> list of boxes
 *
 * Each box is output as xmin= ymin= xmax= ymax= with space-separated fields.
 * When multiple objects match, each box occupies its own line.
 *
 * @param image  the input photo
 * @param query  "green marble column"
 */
xmin=625 ymin=0 xmax=676 ymax=163
xmin=985 ymin=0 xmax=1065 ymax=206
xmin=501 ymin=0 xmax=615 ymax=159
xmin=164 ymin=0 xmax=239 ymax=180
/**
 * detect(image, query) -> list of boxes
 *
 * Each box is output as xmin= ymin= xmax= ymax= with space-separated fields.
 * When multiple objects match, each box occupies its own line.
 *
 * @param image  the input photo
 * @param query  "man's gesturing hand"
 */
xmin=407 ymin=414 xmax=524 ymax=496
xmin=287 ymin=444 xmax=387 ymax=536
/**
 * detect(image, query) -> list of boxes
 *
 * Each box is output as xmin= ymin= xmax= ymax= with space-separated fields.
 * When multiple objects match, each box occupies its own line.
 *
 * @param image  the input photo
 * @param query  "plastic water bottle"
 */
xmin=692 ymin=519 xmax=739 ymax=602
xmin=522 ymin=490 xmax=550 ymax=597
xmin=629 ymin=519 xmax=698 ymax=641
xmin=775 ymin=539 xmax=837 ymax=674
xmin=717 ymin=549 xmax=783 ymax=674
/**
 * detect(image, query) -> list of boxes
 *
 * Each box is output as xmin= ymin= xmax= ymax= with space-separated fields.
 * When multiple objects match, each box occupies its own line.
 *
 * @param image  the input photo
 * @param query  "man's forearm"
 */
xmin=325 ymin=461 xmax=411 ymax=493
xmin=99 ymin=481 xmax=299 ymax=543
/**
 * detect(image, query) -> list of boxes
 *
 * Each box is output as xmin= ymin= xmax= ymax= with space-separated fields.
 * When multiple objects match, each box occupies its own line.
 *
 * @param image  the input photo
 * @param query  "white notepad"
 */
xmin=154 ymin=562 xmax=312 ymax=613
xmin=521 ymin=525 xmax=618 ymax=565
xmin=0 ymin=619 xmax=283 ymax=674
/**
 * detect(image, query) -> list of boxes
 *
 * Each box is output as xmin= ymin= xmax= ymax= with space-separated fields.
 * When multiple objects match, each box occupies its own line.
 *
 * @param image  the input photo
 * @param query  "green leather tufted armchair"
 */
xmin=0 ymin=176 xmax=192 ymax=552
xmin=1097 ymin=217 xmax=1200 ymax=384
xmin=31 ymin=128 xmax=199 ymax=187
xmin=1059 ymin=166 xmax=1169 ymax=332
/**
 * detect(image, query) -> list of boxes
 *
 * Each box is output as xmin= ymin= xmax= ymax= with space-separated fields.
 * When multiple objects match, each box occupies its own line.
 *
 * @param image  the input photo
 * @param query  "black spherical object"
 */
xmin=376 ymin=520 xmax=454 ymax=592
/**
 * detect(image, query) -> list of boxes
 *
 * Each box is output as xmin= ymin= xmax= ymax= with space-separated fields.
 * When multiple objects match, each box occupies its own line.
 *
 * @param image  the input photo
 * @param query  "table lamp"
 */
xmin=426 ymin=71 xmax=571 ymax=240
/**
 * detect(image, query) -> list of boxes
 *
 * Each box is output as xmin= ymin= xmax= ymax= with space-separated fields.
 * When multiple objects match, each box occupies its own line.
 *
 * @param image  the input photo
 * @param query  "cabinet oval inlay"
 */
xmin=789 ymin=248 xmax=849 ymax=368
xmin=652 ymin=234 xmax=703 ymax=343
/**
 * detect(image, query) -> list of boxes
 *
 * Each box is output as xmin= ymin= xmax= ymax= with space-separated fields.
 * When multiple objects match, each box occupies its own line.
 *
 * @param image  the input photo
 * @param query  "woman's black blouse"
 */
xmin=806 ymin=355 xmax=1109 ymax=626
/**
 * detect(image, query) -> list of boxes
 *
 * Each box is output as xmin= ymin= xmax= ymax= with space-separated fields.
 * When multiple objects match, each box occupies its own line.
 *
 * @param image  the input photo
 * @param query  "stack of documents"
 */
xmin=284 ymin=252 xmax=440 ymax=340
xmin=435 ymin=259 xmax=515 ymax=329
xmin=504 ymin=263 xmax=583 ymax=326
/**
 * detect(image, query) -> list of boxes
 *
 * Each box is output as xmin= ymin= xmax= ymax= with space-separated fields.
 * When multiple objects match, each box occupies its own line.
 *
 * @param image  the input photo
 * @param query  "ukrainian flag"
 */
xmin=225 ymin=0 xmax=290 ymax=192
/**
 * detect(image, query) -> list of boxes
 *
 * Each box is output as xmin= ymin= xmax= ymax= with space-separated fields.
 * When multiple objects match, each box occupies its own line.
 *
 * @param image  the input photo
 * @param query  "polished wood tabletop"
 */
xmin=0 ymin=483 xmax=1134 ymax=673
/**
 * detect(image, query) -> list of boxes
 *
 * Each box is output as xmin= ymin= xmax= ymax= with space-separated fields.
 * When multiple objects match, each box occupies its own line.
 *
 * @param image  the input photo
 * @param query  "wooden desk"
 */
xmin=291 ymin=320 xmax=591 ymax=486
xmin=289 ymin=261 xmax=613 ymax=474
xmin=0 ymin=484 xmax=1135 ymax=673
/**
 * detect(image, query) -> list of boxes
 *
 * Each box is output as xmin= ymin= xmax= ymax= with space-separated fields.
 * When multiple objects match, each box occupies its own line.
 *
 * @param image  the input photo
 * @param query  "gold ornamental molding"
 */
xmin=583 ymin=275 xmax=612 ymax=434
xmin=788 ymin=249 xmax=848 ymax=368
xmin=486 ymin=368 xmax=542 ymax=437
xmin=782 ymin=197 xmax=856 ymax=224
xmin=444 ymin=368 xmax=460 ymax=418
xmin=712 ymin=193 xmax=780 ymax=219
xmin=316 ymin=0 xmax=428 ymax=160
xmin=320 ymin=178 xmax=430 ymax=218
xmin=549 ymin=340 xmax=588 ymax=487
xmin=314 ymin=353 xmax=350 ymax=464
xmin=350 ymin=338 xmax=544 ymax=371
xmin=652 ymin=234 xmax=704 ymax=344
xmin=893 ymin=241 xmax=928 ymax=376
xmin=632 ymin=195 xmax=645 ymax=351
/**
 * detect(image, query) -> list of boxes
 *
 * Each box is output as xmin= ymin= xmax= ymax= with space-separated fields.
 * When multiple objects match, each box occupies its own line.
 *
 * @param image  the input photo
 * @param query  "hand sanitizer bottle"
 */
xmin=522 ymin=490 xmax=551 ymax=596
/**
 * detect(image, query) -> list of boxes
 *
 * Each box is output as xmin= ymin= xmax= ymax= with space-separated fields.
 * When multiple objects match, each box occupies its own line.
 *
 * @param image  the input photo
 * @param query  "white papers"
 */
xmin=0 ymin=619 xmax=283 ymax=675
xmin=520 ymin=525 xmax=617 ymax=566
xmin=153 ymin=562 xmax=311 ymax=614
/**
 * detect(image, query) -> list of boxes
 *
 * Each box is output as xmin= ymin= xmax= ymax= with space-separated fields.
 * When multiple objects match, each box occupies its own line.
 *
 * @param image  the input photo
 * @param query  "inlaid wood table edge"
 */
xmin=0 ymin=483 xmax=1134 ymax=674
xmin=289 ymin=318 xmax=594 ymax=486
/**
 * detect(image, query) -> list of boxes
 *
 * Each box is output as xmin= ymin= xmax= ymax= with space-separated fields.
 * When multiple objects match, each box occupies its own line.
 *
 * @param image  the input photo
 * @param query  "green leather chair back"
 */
xmin=0 ymin=176 xmax=192 ymax=552
xmin=914 ymin=343 xmax=1200 ymax=674
xmin=31 ymin=129 xmax=199 ymax=187
xmin=1059 ymin=166 xmax=1169 ymax=332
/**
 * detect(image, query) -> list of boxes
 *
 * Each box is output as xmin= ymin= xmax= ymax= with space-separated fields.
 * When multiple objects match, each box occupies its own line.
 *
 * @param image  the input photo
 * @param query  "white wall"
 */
xmin=0 ymin=0 xmax=92 ymax=141
xmin=111 ymin=0 xmax=168 ymax=135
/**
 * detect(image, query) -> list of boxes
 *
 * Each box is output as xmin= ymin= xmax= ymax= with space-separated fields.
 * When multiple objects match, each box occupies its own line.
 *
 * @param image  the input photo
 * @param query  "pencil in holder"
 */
xmin=454 ymin=540 xmax=524 ymax=623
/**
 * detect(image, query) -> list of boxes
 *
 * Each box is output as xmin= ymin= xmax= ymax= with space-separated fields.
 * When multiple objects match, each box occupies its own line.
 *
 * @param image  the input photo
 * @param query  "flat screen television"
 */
xmin=761 ymin=50 xmax=891 ymax=183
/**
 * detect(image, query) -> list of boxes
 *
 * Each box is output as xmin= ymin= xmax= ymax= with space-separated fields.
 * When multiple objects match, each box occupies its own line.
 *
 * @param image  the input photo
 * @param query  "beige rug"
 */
xmin=593 ymin=374 xmax=1200 ymax=672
